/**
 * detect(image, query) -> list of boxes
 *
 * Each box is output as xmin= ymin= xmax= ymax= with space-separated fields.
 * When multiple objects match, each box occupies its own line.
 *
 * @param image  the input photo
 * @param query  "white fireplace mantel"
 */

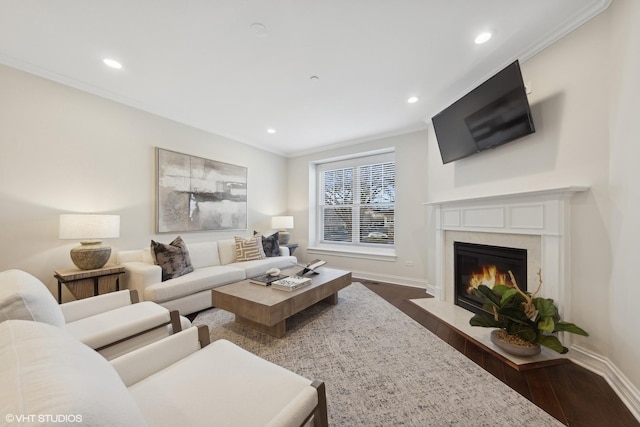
xmin=425 ymin=186 xmax=588 ymax=319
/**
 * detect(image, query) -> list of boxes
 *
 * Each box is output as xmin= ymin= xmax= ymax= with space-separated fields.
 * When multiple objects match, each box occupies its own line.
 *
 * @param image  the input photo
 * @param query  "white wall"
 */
xmin=428 ymin=0 xmax=640 ymax=392
xmin=287 ymin=131 xmax=429 ymax=287
xmin=0 ymin=64 xmax=288 ymax=300
xmin=608 ymin=0 xmax=640 ymax=392
xmin=427 ymin=3 xmax=611 ymax=354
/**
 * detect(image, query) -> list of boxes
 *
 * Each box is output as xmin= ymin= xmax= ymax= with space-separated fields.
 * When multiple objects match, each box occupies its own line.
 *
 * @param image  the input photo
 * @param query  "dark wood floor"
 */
xmin=360 ymin=280 xmax=639 ymax=427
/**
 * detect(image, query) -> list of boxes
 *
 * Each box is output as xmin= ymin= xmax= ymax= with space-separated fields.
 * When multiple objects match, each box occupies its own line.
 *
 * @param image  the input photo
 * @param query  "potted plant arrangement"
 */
xmin=469 ymin=269 xmax=588 ymax=355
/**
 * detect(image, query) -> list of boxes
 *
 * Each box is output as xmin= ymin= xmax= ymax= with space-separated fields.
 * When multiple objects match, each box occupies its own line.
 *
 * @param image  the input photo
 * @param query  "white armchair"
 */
xmin=0 ymin=269 xmax=190 ymax=359
xmin=1 ymin=320 xmax=329 ymax=427
xmin=110 ymin=326 xmax=328 ymax=427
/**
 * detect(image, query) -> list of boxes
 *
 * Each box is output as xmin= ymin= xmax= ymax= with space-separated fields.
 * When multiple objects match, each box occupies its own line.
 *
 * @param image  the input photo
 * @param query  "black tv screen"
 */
xmin=431 ymin=60 xmax=535 ymax=164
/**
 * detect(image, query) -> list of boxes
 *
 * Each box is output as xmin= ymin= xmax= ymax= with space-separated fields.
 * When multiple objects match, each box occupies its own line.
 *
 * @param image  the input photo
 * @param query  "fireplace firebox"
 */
xmin=454 ymin=242 xmax=527 ymax=315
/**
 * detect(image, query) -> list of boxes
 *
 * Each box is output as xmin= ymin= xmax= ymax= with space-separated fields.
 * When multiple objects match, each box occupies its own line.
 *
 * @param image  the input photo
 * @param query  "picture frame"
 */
xmin=156 ymin=148 xmax=247 ymax=233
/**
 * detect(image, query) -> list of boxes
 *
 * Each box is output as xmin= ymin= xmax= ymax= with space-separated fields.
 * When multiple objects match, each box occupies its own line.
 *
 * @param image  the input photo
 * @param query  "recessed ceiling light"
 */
xmin=103 ymin=58 xmax=123 ymax=69
xmin=250 ymin=23 xmax=268 ymax=37
xmin=474 ymin=32 xmax=492 ymax=45
xmin=407 ymin=96 xmax=419 ymax=104
xmin=267 ymin=128 xmax=276 ymax=134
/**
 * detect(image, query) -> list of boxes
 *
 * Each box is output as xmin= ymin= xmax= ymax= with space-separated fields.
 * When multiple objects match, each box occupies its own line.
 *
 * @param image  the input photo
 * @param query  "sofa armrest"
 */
xmin=110 ymin=325 xmax=209 ymax=387
xmin=279 ymin=246 xmax=290 ymax=256
xmin=120 ymin=261 xmax=162 ymax=301
xmin=60 ymin=290 xmax=135 ymax=323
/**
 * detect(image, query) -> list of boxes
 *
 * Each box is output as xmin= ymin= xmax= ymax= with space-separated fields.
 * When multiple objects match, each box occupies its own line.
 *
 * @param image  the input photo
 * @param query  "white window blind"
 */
xmin=318 ymin=154 xmax=395 ymax=247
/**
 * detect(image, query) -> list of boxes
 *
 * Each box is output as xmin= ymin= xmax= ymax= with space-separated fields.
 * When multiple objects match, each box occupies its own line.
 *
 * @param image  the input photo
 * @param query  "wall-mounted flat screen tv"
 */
xmin=431 ymin=60 xmax=535 ymax=164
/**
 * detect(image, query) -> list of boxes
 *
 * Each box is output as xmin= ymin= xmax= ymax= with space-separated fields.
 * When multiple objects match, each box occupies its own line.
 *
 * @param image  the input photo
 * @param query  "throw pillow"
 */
xmin=253 ymin=230 xmax=280 ymax=257
xmin=261 ymin=232 xmax=281 ymax=257
xmin=150 ymin=236 xmax=194 ymax=281
xmin=0 ymin=269 xmax=66 ymax=328
xmin=234 ymin=236 xmax=266 ymax=262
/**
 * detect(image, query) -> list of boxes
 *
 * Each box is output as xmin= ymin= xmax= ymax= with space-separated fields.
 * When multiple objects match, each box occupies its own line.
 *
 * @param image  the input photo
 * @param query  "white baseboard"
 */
xmin=569 ymin=344 xmax=640 ymax=421
xmin=350 ymin=270 xmax=428 ymax=290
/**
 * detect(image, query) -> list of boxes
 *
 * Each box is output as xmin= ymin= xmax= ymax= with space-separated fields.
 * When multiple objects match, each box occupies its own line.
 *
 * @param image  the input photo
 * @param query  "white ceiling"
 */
xmin=0 ymin=0 xmax=610 ymax=157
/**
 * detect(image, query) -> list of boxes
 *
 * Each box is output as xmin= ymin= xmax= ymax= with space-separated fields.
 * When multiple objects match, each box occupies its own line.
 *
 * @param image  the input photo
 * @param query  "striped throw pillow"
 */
xmin=234 ymin=236 xmax=266 ymax=261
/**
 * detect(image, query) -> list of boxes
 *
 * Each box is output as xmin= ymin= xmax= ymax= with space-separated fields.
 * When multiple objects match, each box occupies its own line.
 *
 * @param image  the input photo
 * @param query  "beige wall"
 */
xmin=287 ymin=131 xmax=429 ymax=287
xmin=0 ymin=64 xmax=289 ymax=300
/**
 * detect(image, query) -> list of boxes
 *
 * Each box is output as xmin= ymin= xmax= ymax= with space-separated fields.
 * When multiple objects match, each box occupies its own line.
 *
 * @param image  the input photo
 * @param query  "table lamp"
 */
xmin=271 ymin=216 xmax=294 ymax=245
xmin=59 ymin=214 xmax=120 ymax=270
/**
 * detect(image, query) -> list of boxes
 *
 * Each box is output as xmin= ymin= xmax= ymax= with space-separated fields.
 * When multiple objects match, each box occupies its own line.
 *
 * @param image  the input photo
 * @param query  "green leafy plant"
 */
xmin=469 ymin=270 xmax=588 ymax=354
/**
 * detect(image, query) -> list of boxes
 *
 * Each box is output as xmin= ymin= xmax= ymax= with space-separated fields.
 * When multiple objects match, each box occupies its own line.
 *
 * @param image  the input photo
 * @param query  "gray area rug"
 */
xmin=194 ymin=283 xmax=563 ymax=426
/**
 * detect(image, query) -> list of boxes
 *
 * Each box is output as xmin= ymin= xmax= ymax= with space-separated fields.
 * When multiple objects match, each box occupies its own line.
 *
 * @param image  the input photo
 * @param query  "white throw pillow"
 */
xmin=0 ymin=320 xmax=147 ymax=426
xmin=0 ymin=269 xmax=65 ymax=327
xmin=218 ymin=239 xmax=237 ymax=265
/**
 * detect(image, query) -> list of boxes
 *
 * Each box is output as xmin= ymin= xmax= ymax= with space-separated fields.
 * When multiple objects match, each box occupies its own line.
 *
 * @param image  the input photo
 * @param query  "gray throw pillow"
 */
xmin=254 ymin=231 xmax=280 ymax=257
xmin=261 ymin=232 xmax=280 ymax=257
xmin=150 ymin=236 xmax=194 ymax=281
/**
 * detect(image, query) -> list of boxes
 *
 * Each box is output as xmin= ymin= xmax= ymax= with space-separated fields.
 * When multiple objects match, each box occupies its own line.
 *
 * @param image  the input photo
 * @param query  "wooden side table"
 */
xmin=54 ymin=264 xmax=125 ymax=304
xmin=283 ymin=243 xmax=299 ymax=256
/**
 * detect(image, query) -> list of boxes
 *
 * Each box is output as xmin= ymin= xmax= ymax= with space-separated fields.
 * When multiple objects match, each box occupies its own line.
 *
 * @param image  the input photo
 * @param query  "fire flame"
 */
xmin=467 ymin=265 xmax=511 ymax=293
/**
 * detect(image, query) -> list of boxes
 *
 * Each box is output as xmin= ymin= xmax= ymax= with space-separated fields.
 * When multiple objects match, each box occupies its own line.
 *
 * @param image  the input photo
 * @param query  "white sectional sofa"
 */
xmin=117 ymin=238 xmax=298 ymax=315
xmin=1 ymin=319 xmax=328 ymax=427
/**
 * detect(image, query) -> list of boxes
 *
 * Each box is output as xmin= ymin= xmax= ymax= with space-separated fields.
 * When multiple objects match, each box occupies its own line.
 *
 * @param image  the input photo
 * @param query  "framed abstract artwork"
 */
xmin=156 ymin=148 xmax=247 ymax=233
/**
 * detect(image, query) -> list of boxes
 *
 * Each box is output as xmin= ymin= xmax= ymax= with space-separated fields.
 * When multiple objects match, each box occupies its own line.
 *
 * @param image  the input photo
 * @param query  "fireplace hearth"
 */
xmin=454 ymin=242 xmax=527 ymax=315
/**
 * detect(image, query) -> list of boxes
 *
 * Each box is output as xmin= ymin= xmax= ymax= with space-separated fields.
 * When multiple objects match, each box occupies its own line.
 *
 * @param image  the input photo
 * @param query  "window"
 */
xmin=318 ymin=153 xmax=395 ymax=248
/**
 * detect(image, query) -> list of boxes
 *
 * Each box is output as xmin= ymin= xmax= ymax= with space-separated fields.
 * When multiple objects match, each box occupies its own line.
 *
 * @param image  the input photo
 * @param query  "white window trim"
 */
xmin=307 ymin=244 xmax=397 ymax=262
xmin=309 ymin=149 xmax=396 ymax=258
xmin=316 ymin=152 xmax=395 ymax=173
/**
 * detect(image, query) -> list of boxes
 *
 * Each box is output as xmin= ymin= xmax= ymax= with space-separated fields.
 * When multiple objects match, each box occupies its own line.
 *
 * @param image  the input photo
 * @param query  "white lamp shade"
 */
xmin=59 ymin=214 xmax=120 ymax=240
xmin=271 ymin=216 xmax=294 ymax=230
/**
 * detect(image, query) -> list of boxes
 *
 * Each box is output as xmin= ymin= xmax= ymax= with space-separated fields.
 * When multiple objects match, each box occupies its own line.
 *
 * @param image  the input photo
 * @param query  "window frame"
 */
xmin=313 ymin=151 xmax=396 ymax=258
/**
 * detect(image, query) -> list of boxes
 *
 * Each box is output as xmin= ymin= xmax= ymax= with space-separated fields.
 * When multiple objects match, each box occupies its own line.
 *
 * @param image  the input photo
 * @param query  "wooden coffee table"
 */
xmin=211 ymin=266 xmax=351 ymax=338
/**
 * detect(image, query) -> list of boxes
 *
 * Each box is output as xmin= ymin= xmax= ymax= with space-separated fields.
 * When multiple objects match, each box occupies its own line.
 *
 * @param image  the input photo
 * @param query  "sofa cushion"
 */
xmin=187 ymin=241 xmax=221 ymax=269
xmin=128 ymin=339 xmax=317 ymax=427
xmin=0 ymin=269 xmax=65 ymax=327
xmin=0 ymin=320 xmax=146 ymax=426
xmin=234 ymin=236 xmax=266 ymax=262
xmin=234 ymin=256 xmax=298 ymax=278
xmin=144 ymin=266 xmax=246 ymax=303
xmin=151 ymin=236 xmax=194 ymax=281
